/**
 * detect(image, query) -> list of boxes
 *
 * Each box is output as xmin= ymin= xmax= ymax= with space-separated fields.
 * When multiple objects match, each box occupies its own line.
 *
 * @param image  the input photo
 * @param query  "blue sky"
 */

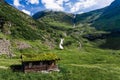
xmin=5 ymin=0 xmax=114 ymax=16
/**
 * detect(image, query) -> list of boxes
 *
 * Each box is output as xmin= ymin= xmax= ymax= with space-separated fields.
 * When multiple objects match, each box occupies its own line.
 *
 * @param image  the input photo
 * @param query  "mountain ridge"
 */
xmin=1 ymin=0 xmax=120 ymax=52
xmin=74 ymin=0 xmax=120 ymax=31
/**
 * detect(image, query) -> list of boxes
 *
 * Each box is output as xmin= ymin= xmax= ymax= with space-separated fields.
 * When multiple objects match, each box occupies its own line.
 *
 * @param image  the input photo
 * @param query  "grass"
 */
xmin=0 ymin=46 xmax=120 ymax=80
xmin=22 ymin=53 xmax=60 ymax=61
xmin=0 ymin=59 xmax=21 ymax=67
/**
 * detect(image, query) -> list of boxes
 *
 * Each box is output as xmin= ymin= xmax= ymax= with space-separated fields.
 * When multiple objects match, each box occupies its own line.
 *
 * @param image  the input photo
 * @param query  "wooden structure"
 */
xmin=21 ymin=53 xmax=60 ymax=73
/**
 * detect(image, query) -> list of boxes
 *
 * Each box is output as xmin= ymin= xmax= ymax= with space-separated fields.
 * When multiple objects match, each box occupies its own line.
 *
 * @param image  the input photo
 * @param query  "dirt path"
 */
xmin=68 ymin=64 xmax=109 ymax=71
xmin=0 ymin=66 xmax=8 ymax=69
xmin=68 ymin=64 xmax=120 ymax=74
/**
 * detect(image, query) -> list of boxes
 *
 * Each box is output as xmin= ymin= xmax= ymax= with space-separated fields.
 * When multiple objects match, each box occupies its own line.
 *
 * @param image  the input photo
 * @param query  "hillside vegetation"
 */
xmin=76 ymin=0 xmax=120 ymax=31
xmin=0 ymin=0 xmax=120 ymax=80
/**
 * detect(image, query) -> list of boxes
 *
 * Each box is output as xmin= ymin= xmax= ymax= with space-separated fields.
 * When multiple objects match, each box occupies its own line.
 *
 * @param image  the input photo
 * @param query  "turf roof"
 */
xmin=21 ymin=53 xmax=60 ymax=62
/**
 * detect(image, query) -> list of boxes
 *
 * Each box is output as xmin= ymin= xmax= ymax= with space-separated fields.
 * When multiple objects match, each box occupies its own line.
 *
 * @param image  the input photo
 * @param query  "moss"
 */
xmin=22 ymin=53 xmax=60 ymax=62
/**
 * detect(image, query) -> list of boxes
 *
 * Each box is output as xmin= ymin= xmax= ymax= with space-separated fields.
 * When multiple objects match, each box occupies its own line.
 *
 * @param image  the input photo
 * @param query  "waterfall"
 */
xmin=73 ymin=23 xmax=75 ymax=28
xmin=73 ymin=14 xmax=76 ymax=28
xmin=78 ymin=41 xmax=82 ymax=49
xmin=59 ymin=38 xmax=64 ymax=49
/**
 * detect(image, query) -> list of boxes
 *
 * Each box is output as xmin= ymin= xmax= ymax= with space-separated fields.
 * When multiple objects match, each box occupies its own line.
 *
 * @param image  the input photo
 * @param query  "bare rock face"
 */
xmin=0 ymin=0 xmax=4 ymax=3
xmin=0 ymin=38 xmax=11 ymax=55
xmin=3 ymin=21 xmax=12 ymax=35
xmin=16 ymin=41 xmax=31 ymax=50
xmin=44 ymin=39 xmax=55 ymax=49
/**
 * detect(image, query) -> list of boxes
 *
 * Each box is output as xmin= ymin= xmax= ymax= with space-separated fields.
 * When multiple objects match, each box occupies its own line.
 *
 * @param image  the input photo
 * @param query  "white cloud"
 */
xmin=13 ymin=0 xmax=25 ymax=7
xmin=41 ymin=0 xmax=70 ymax=11
xmin=12 ymin=0 xmax=114 ymax=15
xmin=65 ymin=2 xmax=72 ymax=7
xmin=13 ymin=0 xmax=22 ymax=7
xmin=77 ymin=11 xmax=84 ymax=14
xmin=41 ymin=0 xmax=114 ymax=14
xmin=55 ymin=0 xmax=70 ymax=5
xmin=94 ymin=0 xmax=114 ymax=9
xmin=70 ymin=0 xmax=97 ymax=13
xmin=22 ymin=9 xmax=31 ymax=15
xmin=26 ymin=0 xmax=39 ymax=4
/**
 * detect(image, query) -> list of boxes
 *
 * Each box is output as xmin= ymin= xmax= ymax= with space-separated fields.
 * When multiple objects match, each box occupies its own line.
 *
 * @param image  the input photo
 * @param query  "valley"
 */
xmin=0 ymin=0 xmax=120 ymax=80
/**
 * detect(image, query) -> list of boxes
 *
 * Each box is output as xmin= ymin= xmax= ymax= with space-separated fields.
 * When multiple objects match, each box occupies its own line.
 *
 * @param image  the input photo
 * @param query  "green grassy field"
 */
xmin=0 ymin=46 xmax=120 ymax=80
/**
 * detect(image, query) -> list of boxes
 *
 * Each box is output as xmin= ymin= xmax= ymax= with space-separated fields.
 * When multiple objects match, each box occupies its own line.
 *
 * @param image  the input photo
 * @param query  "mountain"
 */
xmin=101 ymin=0 xmax=120 ymax=19
xmin=0 ymin=1 xmax=73 ymax=42
xmin=93 ymin=0 xmax=120 ymax=31
xmin=75 ymin=0 xmax=120 ymax=50
xmin=1 ymin=0 xmax=120 ymax=51
xmin=76 ymin=0 xmax=120 ymax=31
xmin=0 ymin=1 xmax=66 ymax=55
xmin=0 ymin=1 xmax=45 ymax=40
xmin=0 ymin=1 xmax=83 ymax=54
xmin=32 ymin=10 xmax=74 ymax=29
xmin=75 ymin=8 xmax=105 ymax=24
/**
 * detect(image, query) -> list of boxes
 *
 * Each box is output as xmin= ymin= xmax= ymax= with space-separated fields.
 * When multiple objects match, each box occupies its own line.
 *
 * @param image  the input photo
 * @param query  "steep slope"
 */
xmin=75 ymin=8 xmax=105 ymax=24
xmin=100 ymin=0 xmax=120 ymax=19
xmin=0 ymin=2 xmax=45 ymax=40
xmin=0 ymin=1 xmax=83 ymax=54
xmin=32 ymin=10 xmax=83 ymax=49
xmin=32 ymin=10 xmax=101 ymax=50
xmin=0 ymin=2 xmax=59 ymax=55
xmin=75 ymin=0 xmax=120 ymax=50
xmin=33 ymin=11 xmax=74 ymax=28
xmin=1 ymin=0 xmax=120 ymax=51
xmin=76 ymin=0 xmax=120 ymax=31
xmin=0 ymin=1 xmax=66 ymax=46
xmin=93 ymin=0 xmax=120 ymax=30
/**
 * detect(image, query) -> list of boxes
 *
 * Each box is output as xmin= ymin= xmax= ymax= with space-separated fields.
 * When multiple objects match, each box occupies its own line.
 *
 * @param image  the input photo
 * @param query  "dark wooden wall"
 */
xmin=22 ymin=61 xmax=58 ymax=72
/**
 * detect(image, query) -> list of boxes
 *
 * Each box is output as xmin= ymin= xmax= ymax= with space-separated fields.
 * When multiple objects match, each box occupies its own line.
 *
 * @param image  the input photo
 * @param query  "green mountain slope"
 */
xmin=93 ymin=0 xmax=120 ymax=30
xmin=0 ymin=0 xmax=120 ymax=52
xmin=0 ymin=2 xmax=45 ymax=40
xmin=76 ymin=0 xmax=120 ymax=31
xmin=75 ymin=8 xmax=105 ymax=24
xmin=74 ymin=0 xmax=120 ymax=50
xmin=2 ymin=0 xmax=118 ymax=51
xmin=0 ymin=2 xmax=66 ymax=46
xmin=33 ymin=10 xmax=74 ymax=28
xmin=0 ymin=2 xmax=83 ymax=53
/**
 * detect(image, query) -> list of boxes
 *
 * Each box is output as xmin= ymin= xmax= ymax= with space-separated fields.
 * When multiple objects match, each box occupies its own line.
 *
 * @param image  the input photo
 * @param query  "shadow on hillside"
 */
xmin=99 ymin=31 xmax=120 ymax=50
xmin=83 ymin=30 xmax=120 ymax=50
xmin=99 ymin=37 xmax=120 ymax=50
xmin=10 ymin=65 xmax=23 ymax=72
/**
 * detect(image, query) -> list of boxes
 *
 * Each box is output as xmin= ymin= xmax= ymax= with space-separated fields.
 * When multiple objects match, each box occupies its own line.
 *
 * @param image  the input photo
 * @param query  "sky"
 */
xmin=5 ymin=0 xmax=114 ymax=16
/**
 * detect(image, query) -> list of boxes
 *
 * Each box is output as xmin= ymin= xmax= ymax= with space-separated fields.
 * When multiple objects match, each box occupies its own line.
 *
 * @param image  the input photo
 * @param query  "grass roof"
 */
xmin=21 ymin=53 xmax=60 ymax=62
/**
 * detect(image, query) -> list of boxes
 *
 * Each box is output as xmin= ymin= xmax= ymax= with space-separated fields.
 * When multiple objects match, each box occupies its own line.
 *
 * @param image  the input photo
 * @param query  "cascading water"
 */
xmin=73 ymin=14 xmax=76 ymax=28
xmin=59 ymin=38 xmax=64 ymax=49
